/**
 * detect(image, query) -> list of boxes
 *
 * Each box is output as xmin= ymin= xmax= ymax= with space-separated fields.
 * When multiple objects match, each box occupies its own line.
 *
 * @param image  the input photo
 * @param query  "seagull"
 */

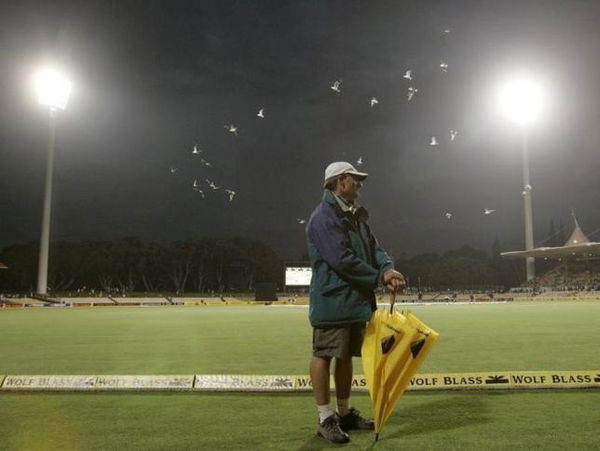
xmin=193 ymin=179 xmax=199 ymax=188
xmin=521 ymin=190 xmax=527 ymax=196
xmin=407 ymin=86 xmax=418 ymax=101
xmin=443 ymin=29 xmax=451 ymax=34
xmin=170 ymin=167 xmax=178 ymax=174
xmin=200 ymin=158 xmax=212 ymax=168
xmin=430 ymin=136 xmax=439 ymax=146
xmin=440 ymin=62 xmax=448 ymax=72
xmin=224 ymin=189 xmax=236 ymax=201
xmin=297 ymin=218 xmax=306 ymax=224
xmin=403 ymin=70 xmax=413 ymax=81
xmin=370 ymin=97 xmax=379 ymax=107
xmin=331 ymin=80 xmax=341 ymax=93
xmin=356 ymin=157 xmax=363 ymax=166
xmin=257 ymin=108 xmax=265 ymax=118
xmin=225 ymin=124 xmax=238 ymax=136
xmin=524 ymin=184 xmax=532 ymax=191
xmin=206 ymin=179 xmax=220 ymax=190
xmin=445 ymin=212 xmax=453 ymax=220
xmin=484 ymin=208 xmax=496 ymax=215
xmin=192 ymin=145 xmax=200 ymax=154
xmin=194 ymin=188 xmax=205 ymax=198
xmin=449 ymin=129 xmax=458 ymax=141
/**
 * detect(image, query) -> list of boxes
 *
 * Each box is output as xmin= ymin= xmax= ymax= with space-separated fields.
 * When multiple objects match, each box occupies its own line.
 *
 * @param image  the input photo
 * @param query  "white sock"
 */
xmin=317 ymin=404 xmax=334 ymax=423
xmin=336 ymin=398 xmax=350 ymax=417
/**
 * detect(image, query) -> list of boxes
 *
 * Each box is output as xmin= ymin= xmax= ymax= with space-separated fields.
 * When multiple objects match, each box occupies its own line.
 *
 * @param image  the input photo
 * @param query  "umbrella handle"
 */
xmin=389 ymin=291 xmax=395 ymax=314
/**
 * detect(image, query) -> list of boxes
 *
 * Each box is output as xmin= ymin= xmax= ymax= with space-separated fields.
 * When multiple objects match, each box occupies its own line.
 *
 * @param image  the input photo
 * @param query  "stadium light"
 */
xmin=498 ymin=77 xmax=543 ymax=126
xmin=34 ymin=66 xmax=72 ymax=295
xmin=497 ymin=76 xmax=545 ymax=283
xmin=34 ymin=67 xmax=72 ymax=110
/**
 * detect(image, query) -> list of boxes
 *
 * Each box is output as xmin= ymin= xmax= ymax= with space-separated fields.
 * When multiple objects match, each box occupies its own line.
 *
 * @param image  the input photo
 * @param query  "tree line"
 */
xmin=0 ymin=237 xmax=283 ymax=295
xmin=394 ymin=241 xmax=526 ymax=291
xmin=0 ymin=236 xmax=530 ymax=294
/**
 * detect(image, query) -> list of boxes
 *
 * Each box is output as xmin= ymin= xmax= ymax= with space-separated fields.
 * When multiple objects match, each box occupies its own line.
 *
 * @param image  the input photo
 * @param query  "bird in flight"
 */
xmin=331 ymin=80 xmax=341 ymax=93
xmin=206 ymin=179 xmax=220 ymax=190
xmin=357 ymin=157 xmax=363 ymax=166
xmin=224 ymin=189 xmax=236 ymax=201
xmin=430 ymin=136 xmax=439 ymax=146
xmin=484 ymin=208 xmax=496 ymax=215
xmin=449 ymin=129 xmax=458 ymax=141
xmin=445 ymin=212 xmax=453 ymax=220
xmin=403 ymin=70 xmax=413 ymax=81
xmin=257 ymin=108 xmax=265 ymax=118
xmin=225 ymin=124 xmax=238 ymax=136
xmin=370 ymin=97 xmax=379 ymax=107
xmin=192 ymin=145 xmax=201 ymax=154
xmin=407 ymin=86 xmax=418 ymax=101
xmin=440 ymin=62 xmax=448 ymax=72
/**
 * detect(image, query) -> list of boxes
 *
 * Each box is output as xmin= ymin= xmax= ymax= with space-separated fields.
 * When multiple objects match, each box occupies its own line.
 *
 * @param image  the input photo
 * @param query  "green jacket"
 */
xmin=306 ymin=190 xmax=394 ymax=327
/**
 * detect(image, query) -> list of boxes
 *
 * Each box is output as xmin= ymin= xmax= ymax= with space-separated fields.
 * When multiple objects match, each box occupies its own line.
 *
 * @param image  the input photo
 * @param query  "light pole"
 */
xmin=498 ymin=77 xmax=543 ymax=283
xmin=520 ymin=130 xmax=535 ymax=282
xmin=34 ymin=67 xmax=72 ymax=295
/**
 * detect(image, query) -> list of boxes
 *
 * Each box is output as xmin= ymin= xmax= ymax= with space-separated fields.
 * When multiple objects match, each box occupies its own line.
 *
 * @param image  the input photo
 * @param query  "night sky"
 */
xmin=2 ymin=0 xmax=600 ymax=260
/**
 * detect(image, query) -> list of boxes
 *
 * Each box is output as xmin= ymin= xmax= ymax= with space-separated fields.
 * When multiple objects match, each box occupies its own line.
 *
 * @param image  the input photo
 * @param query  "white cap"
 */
xmin=323 ymin=161 xmax=368 ymax=187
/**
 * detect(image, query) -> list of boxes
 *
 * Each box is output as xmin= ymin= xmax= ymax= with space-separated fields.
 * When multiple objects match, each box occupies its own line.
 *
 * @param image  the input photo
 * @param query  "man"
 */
xmin=306 ymin=161 xmax=405 ymax=443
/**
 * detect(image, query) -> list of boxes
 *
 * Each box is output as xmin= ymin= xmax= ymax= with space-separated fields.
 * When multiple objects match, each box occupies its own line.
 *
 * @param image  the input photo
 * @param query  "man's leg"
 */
xmin=333 ymin=356 xmax=353 ymax=412
xmin=333 ymin=357 xmax=353 ymax=398
xmin=335 ymin=326 xmax=375 ymax=432
xmin=310 ymin=356 xmax=331 ymax=407
xmin=311 ymin=355 xmax=350 ymax=443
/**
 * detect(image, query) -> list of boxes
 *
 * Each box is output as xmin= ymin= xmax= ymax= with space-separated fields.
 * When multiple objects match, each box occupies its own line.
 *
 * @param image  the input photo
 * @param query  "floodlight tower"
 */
xmin=498 ymin=77 xmax=543 ymax=283
xmin=34 ymin=67 xmax=72 ymax=295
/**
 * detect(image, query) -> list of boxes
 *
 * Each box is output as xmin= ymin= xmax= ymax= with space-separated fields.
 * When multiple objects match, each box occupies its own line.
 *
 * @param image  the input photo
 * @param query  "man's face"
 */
xmin=338 ymin=174 xmax=364 ymax=201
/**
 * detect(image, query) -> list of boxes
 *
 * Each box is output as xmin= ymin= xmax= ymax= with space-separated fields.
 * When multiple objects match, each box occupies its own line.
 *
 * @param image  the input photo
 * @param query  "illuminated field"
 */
xmin=1 ymin=302 xmax=599 ymax=449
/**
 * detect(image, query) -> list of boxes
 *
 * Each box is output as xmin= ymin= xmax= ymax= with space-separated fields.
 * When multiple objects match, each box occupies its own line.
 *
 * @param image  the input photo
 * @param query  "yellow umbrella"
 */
xmin=361 ymin=293 xmax=439 ymax=440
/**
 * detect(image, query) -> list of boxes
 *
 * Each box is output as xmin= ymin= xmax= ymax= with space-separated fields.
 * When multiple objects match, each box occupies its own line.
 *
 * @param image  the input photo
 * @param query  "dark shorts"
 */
xmin=312 ymin=323 xmax=366 ymax=358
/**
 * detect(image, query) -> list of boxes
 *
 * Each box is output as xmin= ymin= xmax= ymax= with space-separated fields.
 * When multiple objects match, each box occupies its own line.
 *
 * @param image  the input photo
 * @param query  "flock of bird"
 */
xmin=170 ymin=106 xmax=272 ymax=203
xmin=169 ymin=144 xmax=237 ymax=202
xmin=169 ymin=27 xmax=504 ymax=224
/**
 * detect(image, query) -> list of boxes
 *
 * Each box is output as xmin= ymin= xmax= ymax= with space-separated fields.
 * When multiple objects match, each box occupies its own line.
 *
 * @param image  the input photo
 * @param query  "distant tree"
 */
xmin=430 ymin=255 xmax=495 ymax=289
xmin=48 ymin=241 xmax=79 ymax=291
xmin=189 ymin=238 xmax=211 ymax=292
xmin=395 ymin=253 xmax=441 ymax=290
xmin=0 ymin=242 xmax=38 ymax=292
xmin=138 ymin=242 xmax=167 ymax=292
xmin=164 ymin=241 xmax=193 ymax=295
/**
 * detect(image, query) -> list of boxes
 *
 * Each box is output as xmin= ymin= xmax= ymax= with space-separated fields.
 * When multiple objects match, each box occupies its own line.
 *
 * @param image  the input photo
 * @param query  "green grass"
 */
xmin=1 ymin=302 xmax=600 ymax=450
xmin=1 ymin=302 xmax=599 ymax=374
xmin=1 ymin=390 xmax=599 ymax=450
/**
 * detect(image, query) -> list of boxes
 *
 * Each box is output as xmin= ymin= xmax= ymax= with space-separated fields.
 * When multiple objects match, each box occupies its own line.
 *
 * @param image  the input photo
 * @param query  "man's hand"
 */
xmin=382 ymin=269 xmax=406 ymax=293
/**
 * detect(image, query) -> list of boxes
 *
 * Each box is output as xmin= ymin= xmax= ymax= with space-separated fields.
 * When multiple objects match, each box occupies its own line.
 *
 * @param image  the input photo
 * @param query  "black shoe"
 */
xmin=338 ymin=408 xmax=375 ymax=431
xmin=317 ymin=415 xmax=350 ymax=444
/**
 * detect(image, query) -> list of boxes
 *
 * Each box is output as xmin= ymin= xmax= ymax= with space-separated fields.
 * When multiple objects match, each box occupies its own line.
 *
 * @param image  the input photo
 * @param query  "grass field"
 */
xmin=1 ymin=302 xmax=600 ymax=450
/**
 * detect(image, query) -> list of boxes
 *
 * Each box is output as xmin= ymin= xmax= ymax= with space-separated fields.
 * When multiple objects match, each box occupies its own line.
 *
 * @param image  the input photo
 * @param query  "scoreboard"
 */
xmin=285 ymin=267 xmax=312 ymax=286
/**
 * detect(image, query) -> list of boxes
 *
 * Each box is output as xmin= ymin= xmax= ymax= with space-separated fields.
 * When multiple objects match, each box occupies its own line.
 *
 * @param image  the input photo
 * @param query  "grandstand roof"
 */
xmin=501 ymin=215 xmax=600 ymax=258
